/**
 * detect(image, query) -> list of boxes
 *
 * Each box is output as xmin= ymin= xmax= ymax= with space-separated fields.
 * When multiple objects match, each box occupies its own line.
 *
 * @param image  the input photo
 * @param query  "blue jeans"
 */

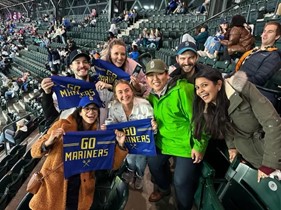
xmin=126 ymin=154 xmax=147 ymax=177
xmin=148 ymin=149 xmax=200 ymax=210
xmin=0 ymin=129 xmax=15 ymax=144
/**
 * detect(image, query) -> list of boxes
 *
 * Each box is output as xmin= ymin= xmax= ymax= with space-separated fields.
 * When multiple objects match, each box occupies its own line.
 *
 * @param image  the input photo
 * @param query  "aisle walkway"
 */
xmin=125 ymin=166 xmax=177 ymax=210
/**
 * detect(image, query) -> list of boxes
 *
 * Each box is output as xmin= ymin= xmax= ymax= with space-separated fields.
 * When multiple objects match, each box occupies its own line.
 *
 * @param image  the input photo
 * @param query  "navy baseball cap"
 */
xmin=68 ymin=49 xmax=90 ymax=66
xmin=177 ymin=41 xmax=198 ymax=55
xmin=78 ymin=96 xmax=102 ymax=108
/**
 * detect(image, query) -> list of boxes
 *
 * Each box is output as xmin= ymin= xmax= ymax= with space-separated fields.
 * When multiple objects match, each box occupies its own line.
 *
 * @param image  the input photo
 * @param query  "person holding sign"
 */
xmin=29 ymin=96 xmax=127 ymax=210
xmin=145 ymin=59 xmax=209 ymax=210
xmin=101 ymin=79 xmax=157 ymax=190
xmin=101 ymin=39 xmax=148 ymax=96
xmin=40 ymin=49 xmax=113 ymax=124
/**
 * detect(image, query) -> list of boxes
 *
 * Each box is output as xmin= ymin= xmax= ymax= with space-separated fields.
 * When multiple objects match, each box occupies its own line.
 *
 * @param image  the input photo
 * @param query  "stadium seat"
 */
xmin=205 ymin=58 xmax=217 ymax=67
xmin=213 ymin=60 xmax=230 ymax=73
xmin=194 ymin=162 xmax=224 ymax=210
xmin=16 ymin=193 xmax=33 ymax=210
xmin=90 ymin=173 xmax=128 ymax=210
xmin=22 ymin=158 xmax=38 ymax=179
xmin=198 ymin=56 xmax=208 ymax=64
xmin=219 ymin=163 xmax=281 ymax=210
xmin=0 ymin=191 xmax=8 ymax=210
xmin=0 ymin=164 xmax=8 ymax=178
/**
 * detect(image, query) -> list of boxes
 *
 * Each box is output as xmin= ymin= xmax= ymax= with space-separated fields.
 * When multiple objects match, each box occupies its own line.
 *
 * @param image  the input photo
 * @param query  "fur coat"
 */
xmin=29 ymin=114 xmax=127 ymax=210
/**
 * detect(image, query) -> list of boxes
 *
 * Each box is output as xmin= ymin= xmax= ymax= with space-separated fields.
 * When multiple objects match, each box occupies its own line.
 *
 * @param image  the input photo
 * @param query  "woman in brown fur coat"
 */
xmin=29 ymin=96 xmax=128 ymax=210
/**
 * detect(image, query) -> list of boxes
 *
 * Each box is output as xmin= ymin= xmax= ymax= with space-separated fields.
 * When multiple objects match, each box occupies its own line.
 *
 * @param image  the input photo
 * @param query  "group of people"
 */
xmin=193 ymin=14 xmax=255 ymax=61
xmin=28 ymin=18 xmax=281 ymax=209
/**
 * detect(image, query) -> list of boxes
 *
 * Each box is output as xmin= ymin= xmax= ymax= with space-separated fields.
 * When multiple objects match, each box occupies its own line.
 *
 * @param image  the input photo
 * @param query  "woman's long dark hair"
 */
xmin=71 ymin=106 xmax=99 ymax=131
xmin=192 ymin=68 xmax=231 ymax=140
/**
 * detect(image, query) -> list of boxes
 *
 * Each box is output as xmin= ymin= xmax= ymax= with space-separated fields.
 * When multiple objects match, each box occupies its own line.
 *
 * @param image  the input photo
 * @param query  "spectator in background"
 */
xmin=194 ymin=25 xmax=209 ymax=50
xmin=175 ymin=1 xmax=188 ymax=14
xmin=197 ymin=20 xmax=229 ymax=59
xmin=220 ymin=15 xmax=255 ymax=61
xmin=4 ymin=80 xmax=19 ymax=100
xmin=62 ymin=17 xmax=71 ymax=30
xmin=196 ymin=0 xmax=210 ymax=15
xmin=109 ymin=20 xmax=118 ymax=36
xmin=129 ymin=42 xmax=140 ymax=61
xmin=197 ymin=35 xmax=222 ymax=59
xmin=90 ymin=17 xmax=97 ymax=27
xmin=0 ymin=118 xmax=28 ymax=145
xmin=90 ymin=8 xmax=97 ymax=18
xmin=165 ymin=0 xmax=178 ymax=15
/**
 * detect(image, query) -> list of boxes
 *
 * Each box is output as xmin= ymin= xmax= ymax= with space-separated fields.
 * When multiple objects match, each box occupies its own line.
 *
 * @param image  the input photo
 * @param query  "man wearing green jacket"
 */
xmin=145 ymin=59 xmax=208 ymax=210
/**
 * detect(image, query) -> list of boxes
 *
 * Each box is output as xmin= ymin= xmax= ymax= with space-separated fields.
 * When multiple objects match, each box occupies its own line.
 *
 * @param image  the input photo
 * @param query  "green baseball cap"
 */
xmin=145 ymin=59 xmax=168 ymax=75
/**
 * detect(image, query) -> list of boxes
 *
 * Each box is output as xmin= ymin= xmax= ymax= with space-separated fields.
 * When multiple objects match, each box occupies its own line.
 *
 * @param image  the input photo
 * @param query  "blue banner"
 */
xmin=63 ymin=130 xmax=116 ymax=179
xmin=106 ymin=118 xmax=156 ymax=156
xmin=51 ymin=76 xmax=103 ymax=109
xmin=92 ymin=59 xmax=130 ymax=84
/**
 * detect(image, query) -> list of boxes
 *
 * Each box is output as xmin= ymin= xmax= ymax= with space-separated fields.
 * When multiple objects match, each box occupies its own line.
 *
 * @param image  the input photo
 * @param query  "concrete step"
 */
xmin=19 ymin=100 xmax=25 ymax=110
xmin=13 ymin=102 xmax=25 ymax=113
xmin=118 ymin=19 xmax=148 ymax=38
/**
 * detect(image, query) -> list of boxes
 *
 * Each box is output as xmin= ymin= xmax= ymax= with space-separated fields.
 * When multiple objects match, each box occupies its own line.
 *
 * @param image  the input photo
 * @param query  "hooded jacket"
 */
xmin=225 ymin=71 xmax=281 ymax=171
xmin=29 ymin=114 xmax=127 ymax=210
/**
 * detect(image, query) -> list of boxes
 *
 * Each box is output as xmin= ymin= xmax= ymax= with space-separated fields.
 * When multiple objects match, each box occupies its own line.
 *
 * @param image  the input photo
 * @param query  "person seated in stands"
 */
xmin=197 ymin=36 xmax=223 ymax=59
xmin=130 ymin=9 xmax=138 ymax=23
xmin=197 ymin=20 xmax=229 ymax=59
xmin=174 ymin=1 xmax=188 ymax=14
xmin=17 ymin=71 xmax=31 ymax=92
xmin=235 ymin=21 xmax=281 ymax=86
xmin=220 ymin=15 xmax=255 ymax=61
xmin=193 ymin=68 xmax=281 ymax=182
xmin=196 ymin=0 xmax=210 ymax=15
xmin=4 ymin=79 xmax=19 ymax=100
xmin=66 ymin=38 xmax=77 ymax=52
xmin=165 ymin=0 xmax=178 ymax=15
xmin=218 ymin=18 xmax=230 ymax=39
xmin=62 ymin=17 xmax=71 ymax=30
xmin=0 ymin=118 xmax=28 ymax=145
xmin=108 ymin=20 xmax=118 ymax=36
xmin=129 ymin=42 xmax=140 ymax=61
xmin=135 ymin=28 xmax=149 ymax=47
xmin=101 ymin=39 xmax=147 ymax=96
xmin=90 ymin=17 xmax=97 ymax=27
xmin=29 ymin=96 xmax=127 ymax=210
xmin=194 ymin=25 xmax=209 ymax=51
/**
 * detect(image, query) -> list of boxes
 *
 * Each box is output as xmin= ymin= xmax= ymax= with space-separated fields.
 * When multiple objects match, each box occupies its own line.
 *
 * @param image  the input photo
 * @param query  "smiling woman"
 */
xmin=101 ymin=39 xmax=148 ymax=96
xmin=193 ymin=68 xmax=281 ymax=182
xmin=29 ymin=96 xmax=128 ymax=210
xmin=102 ymin=79 xmax=157 ymax=190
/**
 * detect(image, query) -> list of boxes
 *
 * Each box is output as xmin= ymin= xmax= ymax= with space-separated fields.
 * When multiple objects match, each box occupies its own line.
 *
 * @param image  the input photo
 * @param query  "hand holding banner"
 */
xmin=63 ymin=130 xmax=116 ymax=179
xmin=51 ymin=76 xmax=103 ymax=110
xmin=106 ymin=118 xmax=156 ymax=156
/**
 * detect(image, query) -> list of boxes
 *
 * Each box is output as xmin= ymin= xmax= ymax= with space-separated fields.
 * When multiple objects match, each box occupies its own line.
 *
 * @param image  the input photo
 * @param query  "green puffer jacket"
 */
xmin=148 ymin=79 xmax=209 ymax=157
